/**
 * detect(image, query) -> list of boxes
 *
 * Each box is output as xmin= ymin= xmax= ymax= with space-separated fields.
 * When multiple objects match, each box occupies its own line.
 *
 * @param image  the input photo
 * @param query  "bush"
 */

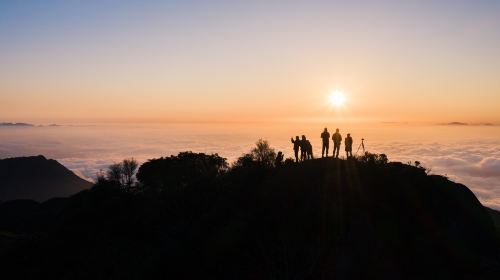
xmin=233 ymin=153 xmax=255 ymax=169
xmin=356 ymin=152 xmax=389 ymax=165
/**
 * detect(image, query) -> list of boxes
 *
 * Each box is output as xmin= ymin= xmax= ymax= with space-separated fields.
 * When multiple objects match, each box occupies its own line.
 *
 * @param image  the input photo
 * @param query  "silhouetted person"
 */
xmin=300 ymin=135 xmax=307 ymax=161
xmin=332 ymin=128 xmax=342 ymax=158
xmin=275 ymin=151 xmax=284 ymax=167
xmin=305 ymin=140 xmax=314 ymax=160
xmin=291 ymin=136 xmax=301 ymax=162
xmin=321 ymin=128 xmax=330 ymax=157
xmin=345 ymin=133 xmax=353 ymax=158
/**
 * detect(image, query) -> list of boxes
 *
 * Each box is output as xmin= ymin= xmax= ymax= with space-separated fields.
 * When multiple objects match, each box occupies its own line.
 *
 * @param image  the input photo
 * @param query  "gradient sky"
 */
xmin=1 ymin=0 xmax=499 ymax=124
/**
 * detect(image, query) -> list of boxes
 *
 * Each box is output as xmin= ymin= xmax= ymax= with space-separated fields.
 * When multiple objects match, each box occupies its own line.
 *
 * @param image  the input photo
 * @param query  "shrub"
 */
xmin=357 ymin=152 xmax=389 ymax=165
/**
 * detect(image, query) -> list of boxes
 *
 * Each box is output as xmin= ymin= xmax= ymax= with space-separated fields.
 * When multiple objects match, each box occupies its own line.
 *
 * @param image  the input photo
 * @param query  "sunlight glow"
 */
xmin=329 ymin=90 xmax=346 ymax=107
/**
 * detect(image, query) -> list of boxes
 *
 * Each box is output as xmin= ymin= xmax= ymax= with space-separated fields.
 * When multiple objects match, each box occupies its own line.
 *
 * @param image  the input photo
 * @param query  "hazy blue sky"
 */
xmin=1 ymin=0 xmax=499 ymax=123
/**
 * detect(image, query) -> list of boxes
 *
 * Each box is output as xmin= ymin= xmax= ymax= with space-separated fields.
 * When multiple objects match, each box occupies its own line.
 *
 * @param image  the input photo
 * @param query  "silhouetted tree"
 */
xmin=122 ymin=158 xmax=138 ymax=187
xmin=107 ymin=162 xmax=123 ymax=183
xmin=137 ymin=152 xmax=228 ymax=191
xmin=251 ymin=139 xmax=276 ymax=168
xmin=104 ymin=159 xmax=139 ymax=190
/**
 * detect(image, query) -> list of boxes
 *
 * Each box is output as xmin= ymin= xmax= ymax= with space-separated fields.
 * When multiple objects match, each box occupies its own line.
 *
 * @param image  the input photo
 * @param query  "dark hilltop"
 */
xmin=0 ymin=150 xmax=499 ymax=279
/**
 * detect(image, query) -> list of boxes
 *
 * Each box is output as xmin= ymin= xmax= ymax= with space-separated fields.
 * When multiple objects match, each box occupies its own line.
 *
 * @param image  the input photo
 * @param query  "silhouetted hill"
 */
xmin=0 ymin=157 xmax=498 ymax=279
xmin=487 ymin=208 xmax=500 ymax=237
xmin=0 ymin=156 xmax=92 ymax=202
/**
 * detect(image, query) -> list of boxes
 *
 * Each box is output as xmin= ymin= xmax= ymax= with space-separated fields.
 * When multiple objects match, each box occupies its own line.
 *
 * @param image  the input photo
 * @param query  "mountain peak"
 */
xmin=0 ymin=155 xmax=92 ymax=202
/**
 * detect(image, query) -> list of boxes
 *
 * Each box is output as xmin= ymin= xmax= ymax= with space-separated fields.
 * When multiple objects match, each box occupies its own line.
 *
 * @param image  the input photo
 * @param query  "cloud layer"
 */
xmin=1 ymin=124 xmax=499 ymax=209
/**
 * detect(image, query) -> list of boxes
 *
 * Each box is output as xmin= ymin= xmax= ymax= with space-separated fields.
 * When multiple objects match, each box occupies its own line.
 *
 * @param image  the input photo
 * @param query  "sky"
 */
xmin=1 ymin=0 xmax=500 ymax=124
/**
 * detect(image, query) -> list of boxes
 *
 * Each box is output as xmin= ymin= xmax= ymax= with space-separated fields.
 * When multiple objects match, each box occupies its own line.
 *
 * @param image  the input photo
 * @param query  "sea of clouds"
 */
xmin=1 ymin=123 xmax=499 ymax=209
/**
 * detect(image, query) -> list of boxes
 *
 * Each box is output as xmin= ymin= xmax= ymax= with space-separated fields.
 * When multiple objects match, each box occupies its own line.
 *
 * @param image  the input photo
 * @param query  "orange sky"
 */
xmin=1 ymin=1 xmax=499 ymax=124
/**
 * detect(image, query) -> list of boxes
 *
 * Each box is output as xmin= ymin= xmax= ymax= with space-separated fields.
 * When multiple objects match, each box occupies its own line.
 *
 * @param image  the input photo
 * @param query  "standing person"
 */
xmin=306 ymin=139 xmax=314 ymax=160
xmin=345 ymin=133 xmax=353 ymax=158
xmin=332 ymin=128 xmax=342 ymax=158
xmin=300 ymin=135 xmax=308 ymax=161
xmin=321 ymin=128 xmax=330 ymax=157
xmin=290 ymin=136 xmax=301 ymax=162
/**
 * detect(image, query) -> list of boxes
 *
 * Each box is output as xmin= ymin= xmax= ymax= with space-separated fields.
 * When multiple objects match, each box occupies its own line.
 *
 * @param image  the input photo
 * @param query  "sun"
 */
xmin=329 ymin=90 xmax=346 ymax=107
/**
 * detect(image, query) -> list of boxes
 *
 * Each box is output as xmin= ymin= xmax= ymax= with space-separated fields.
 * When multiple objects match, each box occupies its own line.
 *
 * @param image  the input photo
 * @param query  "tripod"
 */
xmin=356 ymin=138 xmax=365 ymax=155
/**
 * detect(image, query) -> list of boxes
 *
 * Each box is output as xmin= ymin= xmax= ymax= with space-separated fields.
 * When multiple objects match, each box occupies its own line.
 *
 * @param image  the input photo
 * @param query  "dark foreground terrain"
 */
xmin=0 ymin=156 xmax=499 ymax=279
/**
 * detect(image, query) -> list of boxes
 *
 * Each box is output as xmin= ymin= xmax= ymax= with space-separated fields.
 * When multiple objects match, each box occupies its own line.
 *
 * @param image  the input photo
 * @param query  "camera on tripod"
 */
xmin=356 ymin=138 xmax=366 ymax=155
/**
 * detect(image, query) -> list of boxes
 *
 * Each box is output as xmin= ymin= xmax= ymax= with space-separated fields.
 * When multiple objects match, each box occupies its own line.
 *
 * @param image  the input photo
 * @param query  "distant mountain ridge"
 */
xmin=0 ymin=155 xmax=92 ymax=202
xmin=0 ymin=122 xmax=34 ymax=127
xmin=442 ymin=122 xmax=496 ymax=126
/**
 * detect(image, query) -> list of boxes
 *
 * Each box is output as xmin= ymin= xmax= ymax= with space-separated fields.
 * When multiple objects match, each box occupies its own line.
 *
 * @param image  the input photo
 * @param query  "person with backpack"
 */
xmin=300 ymin=135 xmax=308 ymax=161
xmin=332 ymin=128 xmax=342 ymax=158
xmin=306 ymin=139 xmax=314 ymax=160
xmin=345 ymin=133 xmax=353 ymax=158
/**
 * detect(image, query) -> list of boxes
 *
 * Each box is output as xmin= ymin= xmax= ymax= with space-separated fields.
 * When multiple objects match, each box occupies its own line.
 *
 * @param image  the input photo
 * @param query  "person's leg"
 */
xmin=321 ymin=144 xmax=325 ymax=157
xmin=294 ymin=150 xmax=298 ymax=162
xmin=325 ymin=144 xmax=329 ymax=157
